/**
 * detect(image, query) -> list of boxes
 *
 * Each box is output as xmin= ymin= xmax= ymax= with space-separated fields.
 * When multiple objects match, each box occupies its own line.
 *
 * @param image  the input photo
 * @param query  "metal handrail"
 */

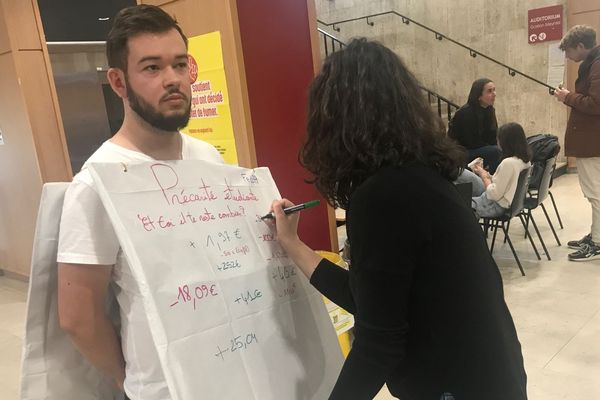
xmin=317 ymin=30 xmax=460 ymax=120
xmin=318 ymin=11 xmax=556 ymax=95
xmin=420 ymin=86 xmax=460 ymax=120
xmin=318 ymin=28 xmax=346 ymax=56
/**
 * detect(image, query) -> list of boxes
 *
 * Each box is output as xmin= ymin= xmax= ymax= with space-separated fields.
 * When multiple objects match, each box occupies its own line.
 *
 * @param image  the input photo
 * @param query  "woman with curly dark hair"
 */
xmin=268 ymin=39 xmax=527 ymax=400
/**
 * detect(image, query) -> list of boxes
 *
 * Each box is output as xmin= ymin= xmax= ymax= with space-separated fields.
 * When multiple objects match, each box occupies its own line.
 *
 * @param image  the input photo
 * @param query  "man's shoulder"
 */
xmin=72 ymin=141 xmax=145 ymax=184
xmin=182 ymin=134 xmax=224 ymax=163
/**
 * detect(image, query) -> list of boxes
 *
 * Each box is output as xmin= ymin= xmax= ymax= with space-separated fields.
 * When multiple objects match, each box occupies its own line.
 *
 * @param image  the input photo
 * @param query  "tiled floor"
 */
xmin=0 ymin=274 xmax=28 ymax=400
xmin=2 ymin=173 xmax=599 ymax=399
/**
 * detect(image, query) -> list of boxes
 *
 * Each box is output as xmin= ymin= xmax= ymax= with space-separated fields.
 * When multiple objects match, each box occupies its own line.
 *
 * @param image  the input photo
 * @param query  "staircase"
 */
xmin=317 ymin=28 xmax=460 ymax=125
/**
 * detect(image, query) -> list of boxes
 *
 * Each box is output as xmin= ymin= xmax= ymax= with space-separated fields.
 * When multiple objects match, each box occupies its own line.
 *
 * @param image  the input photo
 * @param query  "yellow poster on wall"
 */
xmin=182 ymin=31 xmax=238 ymax=164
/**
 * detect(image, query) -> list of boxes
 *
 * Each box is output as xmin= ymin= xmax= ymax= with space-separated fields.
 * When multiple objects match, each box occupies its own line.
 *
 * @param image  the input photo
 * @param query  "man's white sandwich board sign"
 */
xmin=88 ymin=160 xmax=343 ymax=400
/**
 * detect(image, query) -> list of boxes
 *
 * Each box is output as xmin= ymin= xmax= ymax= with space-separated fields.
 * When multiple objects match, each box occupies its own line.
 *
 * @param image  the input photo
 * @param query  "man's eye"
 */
xmin=176 ymin=62 xmax=188 ymax=69
xmin=144 ymin=65 xmax=159 ymax=71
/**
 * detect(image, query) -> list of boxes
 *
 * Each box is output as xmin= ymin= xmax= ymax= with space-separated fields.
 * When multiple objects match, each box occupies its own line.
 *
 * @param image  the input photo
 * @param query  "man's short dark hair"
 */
xmin=106 ymin=4 xmax=188 ymax=71
xmin=559 ymin=25 xmax=597 ymax=51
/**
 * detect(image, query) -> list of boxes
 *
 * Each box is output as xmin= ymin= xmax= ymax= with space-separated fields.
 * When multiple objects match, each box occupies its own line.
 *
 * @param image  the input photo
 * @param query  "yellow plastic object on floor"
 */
xmin=337 ymin=330 xmax=352 ymax=358
xmin=315 ymin=250 xmax=354 ymax=358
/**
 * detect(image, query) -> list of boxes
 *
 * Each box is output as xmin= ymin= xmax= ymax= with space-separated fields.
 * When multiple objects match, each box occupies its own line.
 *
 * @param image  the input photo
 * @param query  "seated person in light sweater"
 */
xmin=457 ymin=122 xmax=531 ymax=217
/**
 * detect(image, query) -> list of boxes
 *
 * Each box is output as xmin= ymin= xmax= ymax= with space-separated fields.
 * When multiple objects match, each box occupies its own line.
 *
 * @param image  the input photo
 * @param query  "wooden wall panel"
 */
xmin=0 ymin=52 xmax=43 ymax=276
xmin=0 ymin=0 xmax=70 ymax=276
xmin=566 ymin=11 xmax=600 ymax=94
xmin=3 ymin=0 xmax=41 ymax=50
xmin=139 ymin=0 xmax=175 ymax=6
xmin=0 ymin=1 xmax=11 ymax=54
xmin=16 ymin=51 xmax=72 ymax=182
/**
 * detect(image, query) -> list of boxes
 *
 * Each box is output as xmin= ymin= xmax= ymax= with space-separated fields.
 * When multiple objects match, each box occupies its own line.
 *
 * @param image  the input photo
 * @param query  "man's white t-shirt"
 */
xmin=57 ymin=134 xmax=223 ymax=400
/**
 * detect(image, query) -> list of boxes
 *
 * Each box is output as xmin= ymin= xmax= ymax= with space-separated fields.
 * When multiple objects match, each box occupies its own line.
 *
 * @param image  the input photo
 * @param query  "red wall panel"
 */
xmin=236 ymin=0 xmax=332 ymax=251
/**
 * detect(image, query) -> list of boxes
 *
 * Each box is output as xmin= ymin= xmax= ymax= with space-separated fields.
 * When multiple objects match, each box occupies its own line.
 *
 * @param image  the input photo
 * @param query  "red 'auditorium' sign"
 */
xmin=528 ymin=5 xmax=563 ymax=44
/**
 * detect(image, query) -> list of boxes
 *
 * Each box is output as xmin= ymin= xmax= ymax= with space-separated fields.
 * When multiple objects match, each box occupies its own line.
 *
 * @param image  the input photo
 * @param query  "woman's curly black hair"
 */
xmin=301 ymin=38 xmax=466 ymax=208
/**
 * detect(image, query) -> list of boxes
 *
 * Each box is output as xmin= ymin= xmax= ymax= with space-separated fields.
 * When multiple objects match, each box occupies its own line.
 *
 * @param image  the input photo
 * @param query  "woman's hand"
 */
xmin=473 ymin=165 xmax=492 ymax=188
xmin=473 ymin=164 xmax=489 ymax=179
xmin=267 ymin=199 xmax=300 ymax=248
xmin=264 ymin=199 xmax=322 ymax=279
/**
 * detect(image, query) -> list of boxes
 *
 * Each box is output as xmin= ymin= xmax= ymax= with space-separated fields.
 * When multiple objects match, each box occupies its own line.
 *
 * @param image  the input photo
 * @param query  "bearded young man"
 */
xmin=57 ymin=5 xmax=222 ymax=399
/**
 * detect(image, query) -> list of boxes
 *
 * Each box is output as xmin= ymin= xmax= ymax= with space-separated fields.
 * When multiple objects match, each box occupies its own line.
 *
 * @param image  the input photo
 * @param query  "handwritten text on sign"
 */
xmin=87 ymin=160 xmax=343 ymax=399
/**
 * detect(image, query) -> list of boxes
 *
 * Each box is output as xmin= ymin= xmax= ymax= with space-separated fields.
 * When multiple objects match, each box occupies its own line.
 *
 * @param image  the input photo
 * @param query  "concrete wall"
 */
xmin=316 ymin=0 xmax=569 ymax=160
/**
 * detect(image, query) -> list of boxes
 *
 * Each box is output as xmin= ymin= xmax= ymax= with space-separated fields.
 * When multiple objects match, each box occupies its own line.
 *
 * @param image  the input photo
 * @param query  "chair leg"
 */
xmin=490 ymin=219 xmax=500 ymax=254
xmin=523 ymin=211 xmax=530 ymax=239
xmin=519 ymin=213 xmax=541 ymax=260
xmin=501 ymin=221 xmax=526 ymax=276
xmin=483 ymin=218 xmax=490 ymax=238
xmin=504 ymin=219 xmax=511 ymax=244
xmin=529 ymin=212 xmax=551 ymax=261
xmin=541 ymin=202 xmax=561 ymax=246
xmin=548 ymin=191 xmax=564 ymax=229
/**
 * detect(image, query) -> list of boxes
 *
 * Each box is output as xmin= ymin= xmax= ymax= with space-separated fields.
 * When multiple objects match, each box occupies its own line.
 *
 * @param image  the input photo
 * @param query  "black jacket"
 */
xmin=448 ymin=104 xmax=498 ymax=149
xmin=311 ymin=163 xmax=527 ymax=400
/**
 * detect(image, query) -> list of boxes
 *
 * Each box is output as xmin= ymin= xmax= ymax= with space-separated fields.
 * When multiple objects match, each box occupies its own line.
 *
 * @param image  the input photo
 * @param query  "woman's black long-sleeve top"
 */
xmin=447 ymin=103 xmax=498 ymax=149
xmin=310 ymin=163 xmax=527 ymax=400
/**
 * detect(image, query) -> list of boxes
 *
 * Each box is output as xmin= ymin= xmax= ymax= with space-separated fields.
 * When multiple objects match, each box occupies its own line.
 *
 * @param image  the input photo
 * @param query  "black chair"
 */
xmin=527 ymin=134 xmax=563 ymax=230
xmin=480 ymin=167 xmax=539 ymax=276
xmin=522 ymin=157 xmax=561 ymax=261
xmin=547 ymin=175 xmax=564 ymax=229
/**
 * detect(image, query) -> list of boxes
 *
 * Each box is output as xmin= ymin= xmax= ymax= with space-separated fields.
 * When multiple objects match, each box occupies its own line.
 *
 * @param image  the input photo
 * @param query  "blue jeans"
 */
xmin=455 ymin=169 xmax=507 ymax=218
xmin=455 ymin=169 xmax=485 ymax=196
xmin=472 ymin=192 xmax=507 ymax=218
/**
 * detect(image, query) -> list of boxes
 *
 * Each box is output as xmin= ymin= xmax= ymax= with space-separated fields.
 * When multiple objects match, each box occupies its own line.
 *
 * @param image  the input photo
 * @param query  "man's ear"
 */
xmin=107 ymin=67 xmax=127 ymax=99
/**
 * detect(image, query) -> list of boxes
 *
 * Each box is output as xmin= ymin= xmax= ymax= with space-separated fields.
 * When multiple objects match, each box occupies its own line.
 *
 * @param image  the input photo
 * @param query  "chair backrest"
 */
xmin=508 ymin=167 xmax=532 ymax=218
xmin=20 ymin=183 xmax=121 ymax=400
xmin=527 ymin=134 xmax=560 ymax=190
xmin=535 ymin=157 xmax=556 ymax=204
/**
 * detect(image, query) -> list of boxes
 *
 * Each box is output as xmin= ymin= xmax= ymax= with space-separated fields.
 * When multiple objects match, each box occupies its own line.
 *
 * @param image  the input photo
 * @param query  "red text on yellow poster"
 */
xmin=182 ymin=31 xmax=238 ymax=164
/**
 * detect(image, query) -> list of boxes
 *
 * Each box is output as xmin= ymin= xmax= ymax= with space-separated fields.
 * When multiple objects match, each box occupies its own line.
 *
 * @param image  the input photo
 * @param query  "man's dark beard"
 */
xmin=126 ymin=81 xmax=191 ymax=132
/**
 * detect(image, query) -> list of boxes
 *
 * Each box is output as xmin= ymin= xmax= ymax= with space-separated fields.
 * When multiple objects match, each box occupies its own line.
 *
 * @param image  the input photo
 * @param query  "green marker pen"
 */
xmin=261 ymin=199 xmax=320 ymax=220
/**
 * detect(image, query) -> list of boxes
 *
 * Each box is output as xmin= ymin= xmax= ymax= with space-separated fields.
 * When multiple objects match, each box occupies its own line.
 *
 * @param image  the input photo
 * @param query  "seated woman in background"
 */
xmin=448 ymin=78 xmax=502 ymax=173
xmin=457 ymin=122 xmax=532 ymax=218
xmin=268 ymin=39 xmax=527 ymax=400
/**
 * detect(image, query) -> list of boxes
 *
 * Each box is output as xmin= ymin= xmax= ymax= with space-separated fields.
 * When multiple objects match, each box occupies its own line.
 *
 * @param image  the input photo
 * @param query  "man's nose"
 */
xmin=163 ymin=66 xmax=182 ymax=87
